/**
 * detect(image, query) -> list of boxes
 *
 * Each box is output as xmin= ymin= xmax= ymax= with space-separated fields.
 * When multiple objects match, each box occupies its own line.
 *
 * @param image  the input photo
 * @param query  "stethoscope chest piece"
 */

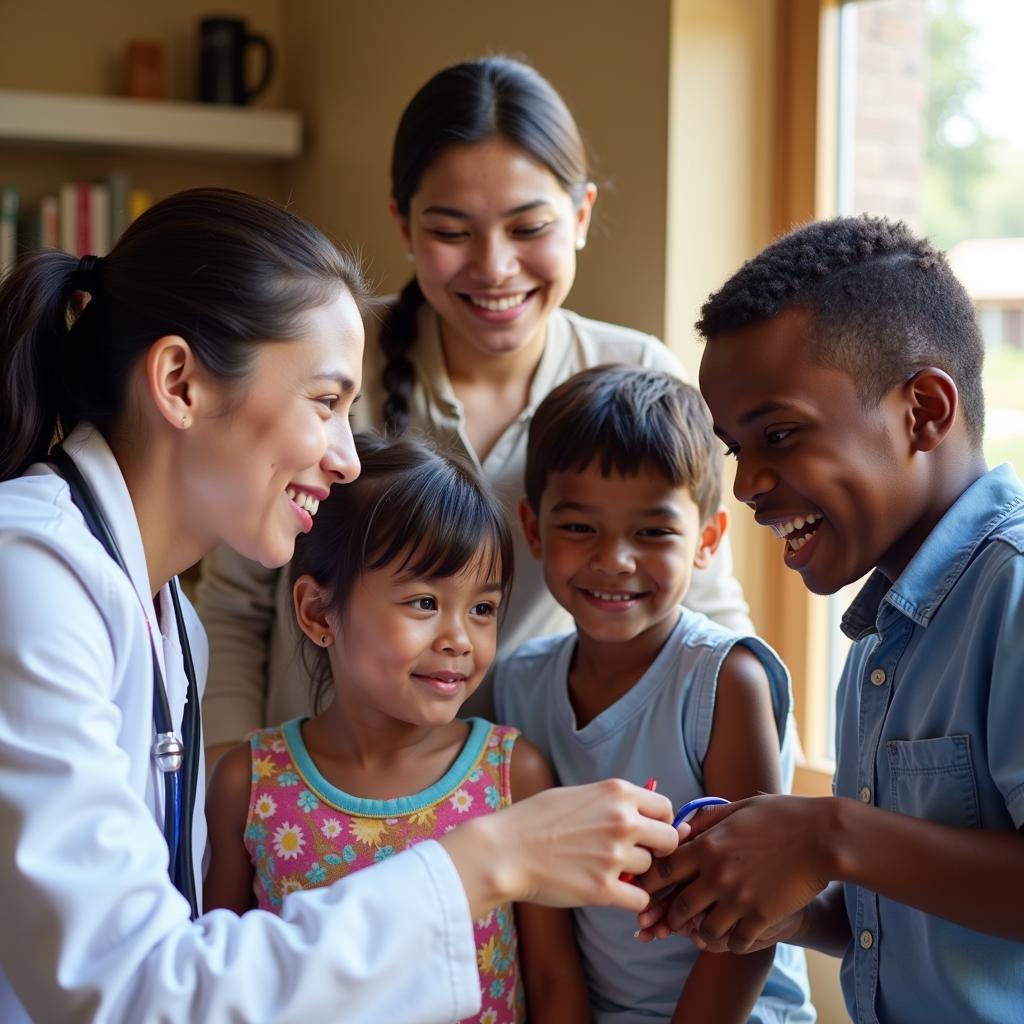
xmin=152 ymin=732 xmax=185 ymax=773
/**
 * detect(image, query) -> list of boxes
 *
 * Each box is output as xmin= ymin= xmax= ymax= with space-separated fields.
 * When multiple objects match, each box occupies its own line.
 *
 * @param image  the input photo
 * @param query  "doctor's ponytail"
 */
xmin=0 ymin=251 xmax=85 ymax=481
xmin=0 ymin=187 xmax=366 ymax=482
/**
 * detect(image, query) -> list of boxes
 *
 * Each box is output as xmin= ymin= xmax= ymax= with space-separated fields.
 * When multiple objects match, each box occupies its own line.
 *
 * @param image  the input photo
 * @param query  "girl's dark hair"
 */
xmin=0 ymin=187 xmax=367 ymax=481
xmin=291 ymin=431 xmax=515 ymax=711
xmin=381 ymin=56 xmax=590 ymax=435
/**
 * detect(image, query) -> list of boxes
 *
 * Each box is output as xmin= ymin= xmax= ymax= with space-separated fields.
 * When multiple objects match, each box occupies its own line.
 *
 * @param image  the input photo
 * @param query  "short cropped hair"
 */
xmin=525 ymin=365 xmax=722 ymax=522
xmin=696 ymin=216 xmax=985 ymax=447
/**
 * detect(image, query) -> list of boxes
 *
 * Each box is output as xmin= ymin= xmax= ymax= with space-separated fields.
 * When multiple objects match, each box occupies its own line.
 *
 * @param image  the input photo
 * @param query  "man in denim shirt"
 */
xmin=634 ymin=216 xmax=1024 ymax=1023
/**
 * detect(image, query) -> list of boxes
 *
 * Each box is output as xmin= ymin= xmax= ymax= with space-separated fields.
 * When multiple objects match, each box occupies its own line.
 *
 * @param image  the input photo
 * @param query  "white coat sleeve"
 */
xmin=0 ymin=542 xmax=480 ymax=1024
xmin=195 ymin=543 xmax=281 ymax=747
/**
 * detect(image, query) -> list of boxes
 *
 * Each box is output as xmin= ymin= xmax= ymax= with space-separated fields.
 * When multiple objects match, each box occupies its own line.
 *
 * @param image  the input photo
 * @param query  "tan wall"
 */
xmin=666 ymin=0 xmax=777 ymax=634
xmin=0 ymin=0 xmax=290 ymax=206
xmin=281 ymin=0 xmax=671 ymax=337
xmin=1 ymin=0 xmax=813 ymax=668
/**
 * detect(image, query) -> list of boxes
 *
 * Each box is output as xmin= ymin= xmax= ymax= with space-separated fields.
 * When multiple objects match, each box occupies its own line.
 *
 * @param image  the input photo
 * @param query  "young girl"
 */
xmin=0 ymin=185 xmax=678 ymax=1023
xmin=198 ymin=55 xmax=752 ymax=762
xmin=204 ymin=432 xmax=590 ymax=1024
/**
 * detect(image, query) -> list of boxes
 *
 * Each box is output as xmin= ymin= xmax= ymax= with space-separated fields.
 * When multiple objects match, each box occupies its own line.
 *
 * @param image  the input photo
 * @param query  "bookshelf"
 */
xmin=0 ymin=89 xmax=302 ymax=159
xmin=0 ymin=89 xmax=302 ymax=269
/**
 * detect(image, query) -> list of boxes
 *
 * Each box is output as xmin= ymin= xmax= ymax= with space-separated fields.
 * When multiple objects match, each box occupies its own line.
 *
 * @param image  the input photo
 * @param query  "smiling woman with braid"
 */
xmin=197 ymin=56 xmax=753 ymax=764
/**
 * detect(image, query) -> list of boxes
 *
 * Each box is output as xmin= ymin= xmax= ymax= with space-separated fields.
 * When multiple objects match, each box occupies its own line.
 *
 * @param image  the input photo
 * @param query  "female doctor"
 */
xmin=0 ymin=187 xmax=679 ymax=1023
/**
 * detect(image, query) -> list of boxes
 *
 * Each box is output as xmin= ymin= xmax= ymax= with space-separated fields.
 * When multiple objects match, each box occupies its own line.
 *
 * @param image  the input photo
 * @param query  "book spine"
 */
xmin=106 ymin=171 xmax=131 ymax=247
xmin=128 ymin=188 xmax=152 ymax=223
xmin=39 ymin=196 xmax=59 ymax=249
xmin=90 ymin=184 xmax=111 ymax=256
xmin=59 ymin=183 xmax=78 ymax=256
xmin=0 ymin=185 xmax=19 ymax=279
xmin=76 ymin=183 xmax=91 ymax=257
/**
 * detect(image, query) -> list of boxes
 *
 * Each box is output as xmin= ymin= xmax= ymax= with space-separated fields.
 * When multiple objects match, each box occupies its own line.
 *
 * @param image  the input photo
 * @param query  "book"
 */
xmin=90 ymin=183 xmax=111 ymax=256
xmin=57 ymin=181 xmax=115 ymax=256
xmin=107 ymin=171 xmax=131 ymax=246
xmin=59 ymin=182 xmax=78 ymax=256
xmin=37 ymin=195 xmax=59 ymax=250
xmin=128 ymin=188 xmax=152 ymax=223
xmin=75 ymin=183 xmax=91 ymax=258
xmin=0 ymin=185 xmax=18 ymax=279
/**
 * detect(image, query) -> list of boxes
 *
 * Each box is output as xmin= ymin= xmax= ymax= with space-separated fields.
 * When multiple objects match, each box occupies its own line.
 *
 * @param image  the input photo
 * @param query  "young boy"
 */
xmin=637 ymin=216 xmax=1024 ymax=1024
xmin=493 ymin=365 xmax=814 ymax=1023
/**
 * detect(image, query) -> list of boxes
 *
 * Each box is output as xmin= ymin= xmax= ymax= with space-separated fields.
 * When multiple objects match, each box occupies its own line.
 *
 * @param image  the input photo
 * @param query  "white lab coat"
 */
xmin=0 ymin=424 xmax=480 ymax=1023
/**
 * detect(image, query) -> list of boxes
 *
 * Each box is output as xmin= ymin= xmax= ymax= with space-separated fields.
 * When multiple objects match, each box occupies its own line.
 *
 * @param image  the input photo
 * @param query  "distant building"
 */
xmin=947 ymin=237 xmax=1024 ymax=350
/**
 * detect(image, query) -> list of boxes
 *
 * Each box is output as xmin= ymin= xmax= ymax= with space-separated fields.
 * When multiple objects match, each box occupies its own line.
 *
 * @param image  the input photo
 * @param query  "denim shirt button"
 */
xmin=870 ymin=668 xmax=887 ymax=686
xmin=860 ymin=929 xmax=874 ymax=949
xmin=859 ymin=786 xmax=872 ymax=803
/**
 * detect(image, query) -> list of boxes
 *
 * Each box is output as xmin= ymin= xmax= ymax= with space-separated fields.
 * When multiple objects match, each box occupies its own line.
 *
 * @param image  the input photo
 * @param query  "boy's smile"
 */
xmin=699 ymin=307 xmax=924 ymax=594
xmin=521 ymin=463 xmax=721 ymax=647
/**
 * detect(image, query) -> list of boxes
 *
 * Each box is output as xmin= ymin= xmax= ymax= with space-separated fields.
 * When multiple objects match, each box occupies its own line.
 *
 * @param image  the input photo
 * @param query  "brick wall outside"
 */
xmin=848 ymin=0 xmax=929 ymax=227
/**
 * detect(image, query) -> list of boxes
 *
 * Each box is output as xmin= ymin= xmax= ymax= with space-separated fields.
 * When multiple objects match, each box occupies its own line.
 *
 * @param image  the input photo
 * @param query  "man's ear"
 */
xmin=293 ymin=574 xmax=334 ymax=646
xmin=145 ymin=335 xmax=199 ymax=431
xmin=904 ymin=368 xmax=958 ymax=453
xmin=693 ymin=506 xmax=727 ymax=570
xmin=519 ymin=498 xmax=543 ymax=560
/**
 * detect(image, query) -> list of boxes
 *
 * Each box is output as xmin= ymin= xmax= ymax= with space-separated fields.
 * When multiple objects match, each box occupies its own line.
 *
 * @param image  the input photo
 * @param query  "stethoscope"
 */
xmin=673 ymin=796 xmax=730 ymax=827
xmin=49 ymin=447 xmax=201 ymax=920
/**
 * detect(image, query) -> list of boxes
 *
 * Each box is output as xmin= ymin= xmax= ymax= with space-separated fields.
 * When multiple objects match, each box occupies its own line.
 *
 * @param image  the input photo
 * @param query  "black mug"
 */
xmin=199 ymin=17 xmax=274 ymax=105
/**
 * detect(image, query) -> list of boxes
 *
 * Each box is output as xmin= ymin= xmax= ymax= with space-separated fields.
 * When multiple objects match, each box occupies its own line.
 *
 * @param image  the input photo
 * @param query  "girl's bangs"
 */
xmin=362 ymin=467 xmax=512 ymax=592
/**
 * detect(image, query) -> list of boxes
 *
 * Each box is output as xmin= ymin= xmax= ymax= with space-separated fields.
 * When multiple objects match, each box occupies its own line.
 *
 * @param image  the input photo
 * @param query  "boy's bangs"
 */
xmin=551 ymin=412 xmax=688 ymax=489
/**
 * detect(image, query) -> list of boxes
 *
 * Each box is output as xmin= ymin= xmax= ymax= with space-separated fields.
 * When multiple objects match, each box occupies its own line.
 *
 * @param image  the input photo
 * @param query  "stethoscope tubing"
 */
xmin=672 ymin=796 xmax=731 ymax=829
xmin=48 ymin=446 xmax=200 ymax=919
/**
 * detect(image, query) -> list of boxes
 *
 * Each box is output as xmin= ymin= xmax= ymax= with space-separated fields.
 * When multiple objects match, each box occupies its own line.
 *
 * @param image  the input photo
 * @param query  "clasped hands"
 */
xmin=633 ymin=794 xmax=831 ymax=954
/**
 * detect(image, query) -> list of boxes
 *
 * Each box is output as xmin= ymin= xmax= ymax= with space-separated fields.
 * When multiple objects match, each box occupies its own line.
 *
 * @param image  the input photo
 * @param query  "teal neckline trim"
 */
xmin=281 ymin=716 xmax=493 ymax=817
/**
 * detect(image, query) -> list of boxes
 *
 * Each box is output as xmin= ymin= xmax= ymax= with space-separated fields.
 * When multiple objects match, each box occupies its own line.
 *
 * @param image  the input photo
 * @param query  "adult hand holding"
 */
xmin=440 ymin=778 xmax=680 ymax=920
xmin=633 ymin=794 xmax=835 ymax=952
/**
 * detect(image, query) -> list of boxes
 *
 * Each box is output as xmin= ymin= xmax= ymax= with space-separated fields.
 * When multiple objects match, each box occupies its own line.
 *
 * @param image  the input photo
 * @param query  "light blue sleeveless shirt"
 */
xmin=494 ymin=608 xmax=814 ymax=1024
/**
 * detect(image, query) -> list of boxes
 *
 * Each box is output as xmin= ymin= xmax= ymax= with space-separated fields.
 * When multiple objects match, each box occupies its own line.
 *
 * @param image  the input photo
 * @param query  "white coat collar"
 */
xmin=58 ymin=423 xmax=177 ymax=692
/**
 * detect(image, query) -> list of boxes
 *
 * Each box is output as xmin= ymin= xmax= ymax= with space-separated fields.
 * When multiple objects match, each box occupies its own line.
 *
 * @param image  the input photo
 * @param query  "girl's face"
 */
xmin=395 ymin=136 xmax=596 ymax=362
xmin=185 ymin=292 xmax=364 ymax=568
xmin=327 ymin=551 xmax=503 ymax=728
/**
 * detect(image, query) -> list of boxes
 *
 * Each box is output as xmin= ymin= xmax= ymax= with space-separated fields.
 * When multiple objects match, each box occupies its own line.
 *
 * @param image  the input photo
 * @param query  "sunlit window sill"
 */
xmin=794 ymin=758 xmax=835 ymax=798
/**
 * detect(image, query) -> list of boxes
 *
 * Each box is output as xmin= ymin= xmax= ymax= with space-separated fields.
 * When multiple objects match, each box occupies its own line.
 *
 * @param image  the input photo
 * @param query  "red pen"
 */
xmin=620 ymin=777 xmax=658 ymax=884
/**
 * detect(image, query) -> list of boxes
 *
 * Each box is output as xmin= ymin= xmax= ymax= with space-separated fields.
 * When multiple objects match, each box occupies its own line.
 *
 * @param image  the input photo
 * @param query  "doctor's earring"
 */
xmin=575 ymin=237 xmax=586 ymax=251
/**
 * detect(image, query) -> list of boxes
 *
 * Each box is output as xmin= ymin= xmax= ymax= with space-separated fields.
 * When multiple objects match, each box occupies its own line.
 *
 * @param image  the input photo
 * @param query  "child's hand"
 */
xmin=632 ymin=794 xmax=832 ymax=952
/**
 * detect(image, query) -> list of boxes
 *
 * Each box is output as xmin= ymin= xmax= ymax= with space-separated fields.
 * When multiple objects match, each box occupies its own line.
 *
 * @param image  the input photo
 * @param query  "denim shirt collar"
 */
xmin=840 ymin=464 xmax=1024 ymax=640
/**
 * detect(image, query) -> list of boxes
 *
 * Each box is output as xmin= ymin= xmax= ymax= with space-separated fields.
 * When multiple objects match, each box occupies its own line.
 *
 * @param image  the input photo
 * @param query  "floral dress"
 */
xmin=245 ymin=716 xmax=524 ymax=1024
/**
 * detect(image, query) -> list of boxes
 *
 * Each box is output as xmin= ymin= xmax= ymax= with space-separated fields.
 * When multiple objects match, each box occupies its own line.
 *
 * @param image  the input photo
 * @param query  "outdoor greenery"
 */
xmin=982 ymin=347 xmax=1024 ymax=473
xmin=926 ymin=0 xmax=1022 ymax=474
xmin=925 ymin=0 xmax=1024 ymax=249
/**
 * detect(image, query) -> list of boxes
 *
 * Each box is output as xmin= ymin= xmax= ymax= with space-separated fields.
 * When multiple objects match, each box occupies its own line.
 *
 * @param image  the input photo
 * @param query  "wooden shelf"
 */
xmin=0 ymin=89 xmax=301 ymax=159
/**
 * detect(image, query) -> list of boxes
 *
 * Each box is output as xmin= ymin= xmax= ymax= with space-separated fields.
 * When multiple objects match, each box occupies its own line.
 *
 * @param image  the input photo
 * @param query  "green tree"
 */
xmin=924 ymin=0 xmax=992 ymax=247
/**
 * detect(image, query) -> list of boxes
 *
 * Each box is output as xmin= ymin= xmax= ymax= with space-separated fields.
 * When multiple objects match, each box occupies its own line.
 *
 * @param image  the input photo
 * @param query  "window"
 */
xmin=825 ymin=0 xmax=1024 ymax=754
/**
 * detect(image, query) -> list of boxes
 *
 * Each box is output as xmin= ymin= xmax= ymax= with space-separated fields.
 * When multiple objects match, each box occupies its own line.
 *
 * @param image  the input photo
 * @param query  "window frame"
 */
xmin=767 ymin=0 xmax=841 ymax=788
